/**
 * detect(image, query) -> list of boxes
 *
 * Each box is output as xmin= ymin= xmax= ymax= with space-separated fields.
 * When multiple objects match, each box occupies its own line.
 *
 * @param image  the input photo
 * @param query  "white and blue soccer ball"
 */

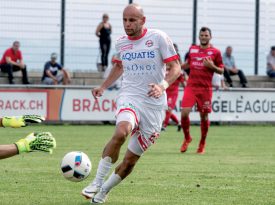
xmin=61 ymin=151 xmax=92 ymax=182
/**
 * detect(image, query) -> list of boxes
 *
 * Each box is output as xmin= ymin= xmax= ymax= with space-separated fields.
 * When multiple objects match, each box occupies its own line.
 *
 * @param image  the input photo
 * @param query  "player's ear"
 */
xmin=141 ymin=16 xmax=146 ymax=25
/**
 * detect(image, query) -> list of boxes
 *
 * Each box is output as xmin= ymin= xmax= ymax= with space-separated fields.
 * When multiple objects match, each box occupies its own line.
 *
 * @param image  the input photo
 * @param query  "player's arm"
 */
xmin=164 ymin=60 xmax=181 ymax=85
xmin=1 ymin=115 xmax=45 ymax=128
xmin=148 ymin=60 xmax=181 ymax=98
xmin=92 ymin=62 xmax=123 ymax=99
xmin=0 ymin=132 xmax=56 ymax=160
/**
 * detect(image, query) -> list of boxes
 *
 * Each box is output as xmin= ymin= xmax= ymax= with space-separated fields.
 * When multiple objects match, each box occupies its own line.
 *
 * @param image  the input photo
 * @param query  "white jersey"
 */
xmin=114 ymin=28 xmax=178 ymax=110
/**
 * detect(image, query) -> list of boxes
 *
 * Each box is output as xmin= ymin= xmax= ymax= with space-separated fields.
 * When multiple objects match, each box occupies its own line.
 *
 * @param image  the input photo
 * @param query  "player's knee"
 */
xmin=112 ymin=127 xmax=130 ymax=145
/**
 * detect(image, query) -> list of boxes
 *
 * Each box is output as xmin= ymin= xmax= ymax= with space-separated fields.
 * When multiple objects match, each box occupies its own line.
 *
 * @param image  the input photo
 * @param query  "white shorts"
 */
xmin=116 ymin=97 xmax=165 ymax=156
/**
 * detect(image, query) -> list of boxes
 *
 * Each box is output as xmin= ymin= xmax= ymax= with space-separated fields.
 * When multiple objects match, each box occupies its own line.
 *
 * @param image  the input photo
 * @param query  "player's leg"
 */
xmin=170 ymin=113 xmax=181 ymax=131
xmin=180 ymin=87 xmax=196 ymax=152
xmin=92 ymin=149 xmax=140 ymax=203
xmin=92 ymin=107 xmax=163 ymax=203
xmin=82 ymin=109 xmax=138 ymax=199
xmin=162 ymin=108 xmax=172 ymax=130
xmin=196 ymin=90 xmax=212 ymax=154
xmin=197 ymin=112 xmax=210 ymax=154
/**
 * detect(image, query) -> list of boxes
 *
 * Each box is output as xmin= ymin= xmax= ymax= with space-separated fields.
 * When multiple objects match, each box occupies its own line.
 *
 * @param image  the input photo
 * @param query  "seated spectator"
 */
xmin=266 ymin=46 xmax=275 ymax=78
xmin=0 ymin=41 xmax=30 ymax=84
xmin=212 ymin=73 xmax=227 ymax=90
xmin=42 ymin=53 xmax=70 ymax=85
xmin=223 ymin=46 xmax=247 ymax=88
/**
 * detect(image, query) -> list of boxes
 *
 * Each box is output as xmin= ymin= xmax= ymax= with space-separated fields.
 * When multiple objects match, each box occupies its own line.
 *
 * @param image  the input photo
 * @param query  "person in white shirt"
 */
xmin=212 ymin=73 xmax=227 ymax=90
xmin=81 ymin=3 xmax=181 ymax=204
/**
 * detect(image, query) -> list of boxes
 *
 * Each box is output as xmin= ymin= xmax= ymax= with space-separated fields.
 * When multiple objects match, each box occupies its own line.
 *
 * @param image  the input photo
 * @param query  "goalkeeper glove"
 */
xmin=15 ymin=132 xmax=56 ymax=154
xmin=2 ymin=115 xmax=45 ymax=128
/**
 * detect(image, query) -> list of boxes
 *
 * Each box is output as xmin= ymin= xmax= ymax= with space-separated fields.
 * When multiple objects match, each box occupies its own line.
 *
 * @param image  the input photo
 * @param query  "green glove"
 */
xmin=2 ymin=115 xmax=45 ymax=128
xmin=15 ymin=132 xmax=56 ymax=154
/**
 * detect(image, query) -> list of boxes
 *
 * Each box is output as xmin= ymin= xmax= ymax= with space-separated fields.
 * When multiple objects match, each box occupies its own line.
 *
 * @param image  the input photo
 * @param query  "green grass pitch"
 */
xmin=0 ymin=125 xmax=275 ymax=205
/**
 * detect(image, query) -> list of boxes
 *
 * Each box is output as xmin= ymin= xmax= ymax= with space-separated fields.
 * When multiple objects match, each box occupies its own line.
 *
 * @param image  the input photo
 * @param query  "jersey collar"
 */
xmin=128 ymin=28 xmax=147 ymax=41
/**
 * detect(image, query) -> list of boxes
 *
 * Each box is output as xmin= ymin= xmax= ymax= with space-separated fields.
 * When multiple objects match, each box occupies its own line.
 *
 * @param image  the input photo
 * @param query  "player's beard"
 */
xmin=200 ymin=40 xmax=209 ymax=47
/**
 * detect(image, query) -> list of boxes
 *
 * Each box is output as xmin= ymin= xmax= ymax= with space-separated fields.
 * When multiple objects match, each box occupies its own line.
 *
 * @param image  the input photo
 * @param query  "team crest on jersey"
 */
xmin=190 ymin=49 xmax=199 ymax=53
xmin=145 ymin=40 xmax=153 ymax=47
xmin=120 ymin=44 xmax=133 ymax=51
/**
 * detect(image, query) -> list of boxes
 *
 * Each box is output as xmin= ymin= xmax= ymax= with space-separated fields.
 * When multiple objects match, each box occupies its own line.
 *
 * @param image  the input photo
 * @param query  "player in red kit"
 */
xmin=162 ymin=67 xmax=186 ymax=131
xmin=180 ymin=27 xmax=224 ymax=154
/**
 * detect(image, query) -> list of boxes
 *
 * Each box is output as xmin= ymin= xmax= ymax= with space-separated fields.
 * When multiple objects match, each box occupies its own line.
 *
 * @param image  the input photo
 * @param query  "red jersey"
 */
xmin=0 ymin=48 xmax=22 ymax=65
xmin=166 ymin=73 xmax=185 ymax=94
xmin=187 ymin=45 xmax=223 ymax=89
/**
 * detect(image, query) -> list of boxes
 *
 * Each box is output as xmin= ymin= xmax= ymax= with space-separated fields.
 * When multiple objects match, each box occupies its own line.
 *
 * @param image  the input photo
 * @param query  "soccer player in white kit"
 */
xmin=82 ymin=4 xmax=181 ymax=203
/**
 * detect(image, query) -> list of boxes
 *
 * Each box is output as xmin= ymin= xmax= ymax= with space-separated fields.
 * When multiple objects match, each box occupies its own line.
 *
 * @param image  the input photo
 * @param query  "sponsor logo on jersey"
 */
xmin=122 ymin=51 xmax=155 ymax=61
xmin=124 ymin=63 xmax=157 ymax=75
xmin=194 ymin=57 xmax=204 ymax=61
xmin=145 ymin=40 xmax=153 ymax=47
xmin=120 ymin=44 xmax=133 ymax=51
xmin=207 ymin=51 xmax=213 ymax=55
xmin=190 ymin=49 xmax=199 ymax=53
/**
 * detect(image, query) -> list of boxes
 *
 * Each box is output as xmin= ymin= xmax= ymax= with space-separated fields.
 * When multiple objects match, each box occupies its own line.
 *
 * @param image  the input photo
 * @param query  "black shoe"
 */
xmin=229 ymin=83 xmax=233 ymax=87
xmin=9 ymin=81 xmax=15 ymax=84
xmin=161 ymin=127 xmax=166 ymax=132
xmin=177 ymin=124 xmax=181 ymax=132
xmin=242 ymin=84 xmax=247 ymax=88
xmin=23 ymin=81 xmax=31 ymax=85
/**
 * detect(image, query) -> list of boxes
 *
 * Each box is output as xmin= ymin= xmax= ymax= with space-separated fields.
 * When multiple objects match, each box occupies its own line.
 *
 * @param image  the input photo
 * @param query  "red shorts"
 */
xmin=181 ymin=87 xmax=212 ymax=113
xmin=167 ymin=92 xmax=178 ymax=109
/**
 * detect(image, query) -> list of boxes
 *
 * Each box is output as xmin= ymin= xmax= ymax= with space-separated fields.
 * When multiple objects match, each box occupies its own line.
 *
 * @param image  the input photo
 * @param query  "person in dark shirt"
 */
xmin=96 ymin=13 xmax=112 ymax=72
xmin=42 ymin=53 xmax=70 ymax=85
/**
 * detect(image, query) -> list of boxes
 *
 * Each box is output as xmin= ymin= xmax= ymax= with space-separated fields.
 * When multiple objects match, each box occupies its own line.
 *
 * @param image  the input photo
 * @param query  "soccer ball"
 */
xmin=61 ymin=151 xmax=92 ymax=182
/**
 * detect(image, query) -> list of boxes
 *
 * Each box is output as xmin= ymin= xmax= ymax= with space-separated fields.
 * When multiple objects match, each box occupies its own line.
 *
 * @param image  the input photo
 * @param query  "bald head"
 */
xmin=123 ymin=3 xmax=146 ymax=37
xmin=123 ymin=3 xmax=144 ymax=17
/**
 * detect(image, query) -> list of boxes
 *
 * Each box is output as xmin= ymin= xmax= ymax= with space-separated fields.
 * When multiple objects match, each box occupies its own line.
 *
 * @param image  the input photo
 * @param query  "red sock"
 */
xmin=163 ymin=110 xmax=172 ymax=127
xmin=170 ymin=113 xmax=179 ymax=124
xmin=200 ymin=119 xmax=210 ymax=144
xmin=181 ymin=117 xmax=191 ymax=141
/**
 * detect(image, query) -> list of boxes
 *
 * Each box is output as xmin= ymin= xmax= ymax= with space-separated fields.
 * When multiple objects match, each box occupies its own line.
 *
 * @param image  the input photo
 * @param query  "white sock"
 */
xmin=101 ymin=172 xmax=122 ymax=193
xmin=93 ymin=156 xmax=113 ymax=186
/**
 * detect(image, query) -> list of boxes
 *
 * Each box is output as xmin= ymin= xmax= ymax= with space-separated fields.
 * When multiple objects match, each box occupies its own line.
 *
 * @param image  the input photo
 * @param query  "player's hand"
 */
xmin=148 ymin=83 xmax=165 ymax=99
xmin=92 ymin=87 xmax=104 ymax=99
xmin=203 ymin=57 xmax=215 ymax=70
xmin=2 ymin=115 xmax=45 ymax=128
xmin=15 ymin=132 xmax=56 ymax=154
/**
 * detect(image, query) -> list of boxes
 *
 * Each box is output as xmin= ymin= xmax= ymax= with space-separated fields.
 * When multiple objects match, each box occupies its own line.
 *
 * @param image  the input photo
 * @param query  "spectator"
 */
xmin=0 ymin=41 xmax=30 ymax=84
xmin=96 ymin=13 xmax=112 ymax=72
xmin=212 ymin=73 xmax=227 ymax=90
xmin=266 ymin=46 xmax=275 ymax=78
xmin=41 ymin=53 xmax=70 ymax=85
xmin=223 ymin=46 xmax=247 ymax=88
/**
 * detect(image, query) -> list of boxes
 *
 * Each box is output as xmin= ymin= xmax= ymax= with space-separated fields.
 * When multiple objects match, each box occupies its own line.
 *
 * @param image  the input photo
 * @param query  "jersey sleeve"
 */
xmin=215 ymin=50 xmax=224 ymax=69
xmin=44 ymin=62 xmax=50 ymax=70
xmin=158 ymin=32 xmax=178 ymax=63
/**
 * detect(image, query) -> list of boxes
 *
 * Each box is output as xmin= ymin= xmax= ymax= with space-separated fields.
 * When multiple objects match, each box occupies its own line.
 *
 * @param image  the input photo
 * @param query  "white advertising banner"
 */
xmin=61 ymin=90 xmax=118 ymax=121
xmin=0 ymin=90 xmax=48 ymax=117
xmin=61 ymin=89 xmax=275 ymax=122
